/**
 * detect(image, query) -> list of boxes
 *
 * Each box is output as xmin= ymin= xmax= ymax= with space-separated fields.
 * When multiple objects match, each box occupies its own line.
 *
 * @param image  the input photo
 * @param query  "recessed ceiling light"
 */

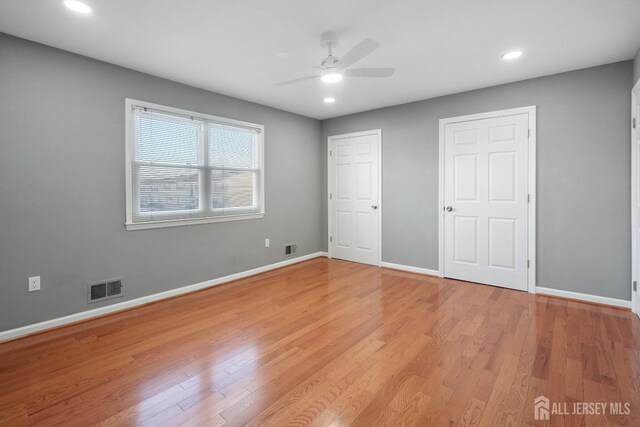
xmin=64 ymin=0 xmax=92 ymax=14
xmin=324 ymin=97 xmax=336 ymax=103
xmin=502 ymin=51 xmax=523 ymax=60
xmin=321 ymin=72 xmax=343 ymax=83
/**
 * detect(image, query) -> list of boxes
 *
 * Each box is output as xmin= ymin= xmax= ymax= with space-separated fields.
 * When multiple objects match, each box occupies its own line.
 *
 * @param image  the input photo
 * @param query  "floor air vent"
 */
xmin=88 ymin=278 xmax=123 ymax=303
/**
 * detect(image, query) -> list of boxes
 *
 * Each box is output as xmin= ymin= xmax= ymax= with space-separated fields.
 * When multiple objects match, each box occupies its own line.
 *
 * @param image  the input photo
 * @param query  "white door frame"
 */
xmin=631 ymin=81 xmax=640 ymax=317
xmin=438 ymin=106 xmax=537 ymax=293
xmin=327 ymin=129 xmax=382 ymax=266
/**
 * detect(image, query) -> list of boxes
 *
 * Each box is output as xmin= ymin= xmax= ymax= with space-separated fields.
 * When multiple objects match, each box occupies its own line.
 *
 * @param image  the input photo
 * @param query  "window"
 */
xmin=125 ymin=99 xmax=264 ymax=230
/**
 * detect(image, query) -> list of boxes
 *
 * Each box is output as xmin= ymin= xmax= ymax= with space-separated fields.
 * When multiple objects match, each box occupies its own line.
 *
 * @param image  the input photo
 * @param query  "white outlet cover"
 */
xmin=28 ymin=276 xmax=41 ymax=292
xmin=265 ymin=238 xmax=270 ymax=248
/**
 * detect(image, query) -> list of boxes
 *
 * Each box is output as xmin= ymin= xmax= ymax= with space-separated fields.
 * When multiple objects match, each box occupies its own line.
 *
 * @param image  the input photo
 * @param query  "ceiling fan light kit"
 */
xmin=321 ymin=72 xmax=343 ymax=83
xmin=275 ymin=31 xmax=395 ymax=89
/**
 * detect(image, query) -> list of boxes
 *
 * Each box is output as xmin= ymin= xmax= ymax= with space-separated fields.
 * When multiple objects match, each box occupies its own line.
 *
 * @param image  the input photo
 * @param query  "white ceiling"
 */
xmin=1 ymin=0 xmax=639 ymax=120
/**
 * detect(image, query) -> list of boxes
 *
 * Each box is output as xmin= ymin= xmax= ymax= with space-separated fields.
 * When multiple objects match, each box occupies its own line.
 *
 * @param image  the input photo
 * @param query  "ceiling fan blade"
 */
xmin=345 ymin=67 xmax=395 ymax=78
xmin=275 ymin=75 xmax=320 ymax=86
xmin=338 ymin=39 xmax=379 ymax=69
xmin=276 ymin=52 xmax=322 ymax=69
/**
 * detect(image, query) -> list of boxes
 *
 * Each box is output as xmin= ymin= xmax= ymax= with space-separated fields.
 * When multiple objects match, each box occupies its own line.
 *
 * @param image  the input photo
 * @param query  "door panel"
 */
xmin=356 ymin=211 xmax=374 ymax=250
xmin=488 ymin=218 xmax=516 ymax=269
xmin=336 ymin=211 xmax=351 ymax=248
xmin=454 ymin=216 xmax=479 ymax=264
xmin=454 ymin=128 xmax=479 ymax=146
xmin=489 ymin=152 xmax=516 ymax=201
xmin=330 ymin=132 xmax=380 ymax=266
xmin=444 ymin=113 xmax=529 ymax=291
xmin=454 ymin=154 xmax=478 ymax=201
xmin=489 ymin=124 xmax=517 ymax=143
xmin=336 ymin=165 xmax=350 ymax=199
xmin=356 ymin=162 xmax=372 ymax=199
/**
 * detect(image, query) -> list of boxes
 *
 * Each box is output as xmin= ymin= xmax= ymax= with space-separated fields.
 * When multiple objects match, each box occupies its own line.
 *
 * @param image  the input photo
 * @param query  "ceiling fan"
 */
xmin=275 ymin=32 xmax=395 ymax=87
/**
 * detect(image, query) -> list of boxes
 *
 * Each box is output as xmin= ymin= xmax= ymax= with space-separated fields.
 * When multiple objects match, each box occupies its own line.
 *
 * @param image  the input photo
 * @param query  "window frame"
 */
xmin=125 ymin=98 xmax=265 ymax=231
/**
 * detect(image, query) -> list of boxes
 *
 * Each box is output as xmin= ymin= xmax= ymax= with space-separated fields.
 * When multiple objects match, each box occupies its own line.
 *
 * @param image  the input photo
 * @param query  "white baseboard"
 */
xmin=380 ymin=261 xmax=440 ymax=277
xmin=0 ymin=252 xmax=328 ymax=342
xmin=536 ymin=286 xmax=631 ymax=309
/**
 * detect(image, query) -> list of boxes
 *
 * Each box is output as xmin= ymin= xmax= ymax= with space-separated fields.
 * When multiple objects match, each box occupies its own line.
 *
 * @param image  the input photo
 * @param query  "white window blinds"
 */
xmin=126 ymin=100 xmax=264 ymax=230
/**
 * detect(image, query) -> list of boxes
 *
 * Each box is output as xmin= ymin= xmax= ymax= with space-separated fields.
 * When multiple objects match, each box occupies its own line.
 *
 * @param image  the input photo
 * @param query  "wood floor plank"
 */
xmin=0 ymin=257 xmax=639 ymax=426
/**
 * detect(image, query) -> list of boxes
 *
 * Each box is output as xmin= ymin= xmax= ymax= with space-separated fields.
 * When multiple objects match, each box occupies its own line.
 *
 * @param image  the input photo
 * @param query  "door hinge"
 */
xmin=527 ymin=194 xmax=530 ymax=203
xmin=634 ymin=118 xmax=637 ymax=129
xmin=527 ymin=260 xmax=530 ymax=268
xmin=330 ymin=236 xmax=333 ymax=243
xmin=330 ymin=193 xmax=332 ymax=199
xmin=330 ymin=149 xmax=332 ymax=156
xmin=634 ymin=281 xmax=637 ymax=292
xmin=528 ymin=128 xmax=531 ymax=138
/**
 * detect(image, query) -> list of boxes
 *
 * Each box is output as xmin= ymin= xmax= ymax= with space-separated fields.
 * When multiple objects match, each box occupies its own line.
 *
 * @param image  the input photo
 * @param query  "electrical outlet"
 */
xmin=265 ymin=238 xmax=270 ymax=248
xmin=28 ymin=276 xmax=41 ymax=292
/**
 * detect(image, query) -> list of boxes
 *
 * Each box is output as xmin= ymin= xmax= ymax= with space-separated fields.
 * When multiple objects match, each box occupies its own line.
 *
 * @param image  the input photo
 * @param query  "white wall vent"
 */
xmin=285 ymin=244 xmax=298 ymax=256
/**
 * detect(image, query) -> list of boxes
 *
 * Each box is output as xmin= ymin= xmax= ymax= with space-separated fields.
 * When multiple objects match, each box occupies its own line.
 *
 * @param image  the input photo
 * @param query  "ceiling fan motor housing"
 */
xmin=321 ymin=55 xmax=340 ymax=69
xmin=320 ymin=31 xmax=339 ymax=48
xmin=320 ymin=32 xmax=340 ymax=69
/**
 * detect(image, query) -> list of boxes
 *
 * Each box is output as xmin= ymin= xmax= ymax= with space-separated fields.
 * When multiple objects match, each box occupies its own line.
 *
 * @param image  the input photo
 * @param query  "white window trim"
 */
xmin=124 ymin=98 xmax=265 ymax=231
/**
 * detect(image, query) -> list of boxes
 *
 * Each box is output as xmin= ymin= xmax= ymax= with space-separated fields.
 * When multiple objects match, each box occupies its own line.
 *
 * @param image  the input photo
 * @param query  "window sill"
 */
xmin=125 ymin=212 xmax=264 ymax=231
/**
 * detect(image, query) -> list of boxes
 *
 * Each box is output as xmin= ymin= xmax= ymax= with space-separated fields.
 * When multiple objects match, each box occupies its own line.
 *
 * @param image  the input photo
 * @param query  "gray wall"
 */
xmin=635 ymin=48 xmax=640 ymax=85
xmin=0 ymin=34 xmax=323 ymax=331
xmin=0 ymin=33 xmax=634 ymax=333
xmin=321 ymin=61 xmax=633 ymax=300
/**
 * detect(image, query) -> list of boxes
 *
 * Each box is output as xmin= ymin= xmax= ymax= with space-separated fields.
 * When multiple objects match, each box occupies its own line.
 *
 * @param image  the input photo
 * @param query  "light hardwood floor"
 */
xmin=0 ymin=257 xmax=639 ymax=426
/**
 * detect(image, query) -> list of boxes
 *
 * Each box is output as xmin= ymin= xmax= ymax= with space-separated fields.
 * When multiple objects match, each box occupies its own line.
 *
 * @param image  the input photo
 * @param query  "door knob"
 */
xmin=445 ymin=206 xmax=453 ymax=212
xmin=371 ymin=205 xmax=378 ymax=210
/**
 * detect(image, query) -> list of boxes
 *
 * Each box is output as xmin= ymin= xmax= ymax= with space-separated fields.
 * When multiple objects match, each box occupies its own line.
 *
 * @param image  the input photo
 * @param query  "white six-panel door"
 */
xmin=443 ymin=113 xmax=530 ymax=291
xmin=329 ymin=130 xmax=381 ymax=266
